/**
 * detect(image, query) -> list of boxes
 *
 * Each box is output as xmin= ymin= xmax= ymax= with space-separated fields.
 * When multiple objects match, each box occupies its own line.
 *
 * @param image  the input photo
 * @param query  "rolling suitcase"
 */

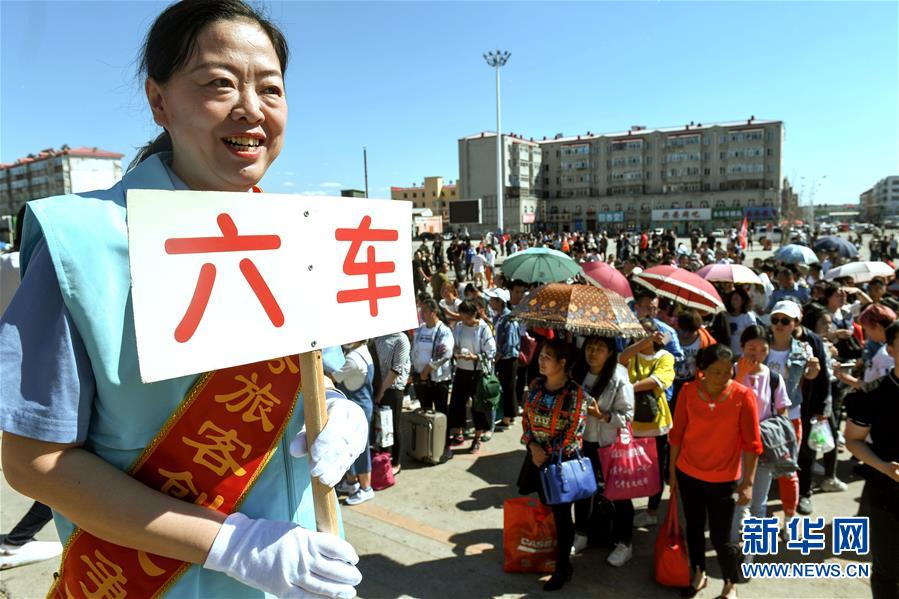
xmin=407 ymin=409 xmax=447 ymax=465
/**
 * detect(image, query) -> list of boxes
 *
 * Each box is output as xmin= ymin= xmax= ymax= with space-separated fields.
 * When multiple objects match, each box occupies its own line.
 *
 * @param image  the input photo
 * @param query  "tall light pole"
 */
xmin=484 ymin=49 xmax=510 ymax=234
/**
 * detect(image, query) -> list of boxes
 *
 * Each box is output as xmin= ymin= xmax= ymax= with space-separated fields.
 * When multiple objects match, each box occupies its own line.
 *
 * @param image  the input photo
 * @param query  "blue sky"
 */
xmin=1 ymin=1 xmax=896 ymax=205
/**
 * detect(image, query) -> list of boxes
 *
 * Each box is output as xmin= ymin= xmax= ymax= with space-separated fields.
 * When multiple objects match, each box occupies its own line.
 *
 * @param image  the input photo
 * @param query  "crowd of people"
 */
xmin=380 ymin=226 xmax=899 ymax=597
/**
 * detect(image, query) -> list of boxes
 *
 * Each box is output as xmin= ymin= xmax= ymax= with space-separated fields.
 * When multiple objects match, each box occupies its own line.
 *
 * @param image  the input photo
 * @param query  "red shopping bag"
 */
xmin=503 ymin=497 xmax=557 ymax=573
xmin=598 ymin=427 xmax=661 ymax=501
xmin=654 ymin=492 xmax=691 ymax=587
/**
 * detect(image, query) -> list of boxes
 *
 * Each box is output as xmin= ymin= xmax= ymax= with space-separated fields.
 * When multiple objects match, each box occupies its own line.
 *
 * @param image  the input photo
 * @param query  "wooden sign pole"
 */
xmin=298 ymin=350 xmax=340 ymax=535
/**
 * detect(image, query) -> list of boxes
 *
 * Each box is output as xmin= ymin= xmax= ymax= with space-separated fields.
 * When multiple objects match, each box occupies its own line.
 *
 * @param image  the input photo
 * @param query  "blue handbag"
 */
xmin=539 ymin=441 xmax=597 ymax=505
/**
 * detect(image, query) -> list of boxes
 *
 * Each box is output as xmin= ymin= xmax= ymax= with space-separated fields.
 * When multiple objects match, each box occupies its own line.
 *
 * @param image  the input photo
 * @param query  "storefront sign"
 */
xmin=651 ymin=208 xmax=711 ymax=222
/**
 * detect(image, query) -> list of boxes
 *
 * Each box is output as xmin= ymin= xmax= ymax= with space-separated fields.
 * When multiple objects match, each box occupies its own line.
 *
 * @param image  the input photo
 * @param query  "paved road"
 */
xmin=0 ymin=420 xmax=872 ymax=598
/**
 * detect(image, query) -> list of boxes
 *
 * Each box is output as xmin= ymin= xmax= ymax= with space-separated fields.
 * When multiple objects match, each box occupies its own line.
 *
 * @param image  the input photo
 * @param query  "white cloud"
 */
xmin=282 ymin=181 xmax=295 ymax=188
xmin=319 ymin=182 xmax=342 ymax=189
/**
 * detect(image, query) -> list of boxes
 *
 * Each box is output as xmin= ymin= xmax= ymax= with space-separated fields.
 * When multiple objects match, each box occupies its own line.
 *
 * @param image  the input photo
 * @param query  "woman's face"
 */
xmin=814 ymin=314 xmax=832 ymax=336
xmin=702 ymin=357 xmax=733 ymax=389
xmin=770 ymin=313 xmax=797 ymax=338
xmin=742 ymin=338 xmax=769 ymax=363
xmin=145 ymin=19 xmax=287 ymax=192
xmin=538 ymin=348 xmax=565 ymax=378
xmin=441 ymin=284 xmax=453 ymax=300
xmin=828 ymin=290 xmax=846 ymax=310
xmin=584 ymin=339 xmax=611 ymax=372
xmin=730 ymin=292 xmax=744 ymax=313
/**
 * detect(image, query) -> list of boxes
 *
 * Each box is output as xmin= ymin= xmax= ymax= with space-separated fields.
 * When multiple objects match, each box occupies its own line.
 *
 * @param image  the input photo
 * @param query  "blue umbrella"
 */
xmin=813 ymin=236 xmax=859 ymax=258
xmin=774 ymin=244 xmax=820 ymax=265
xmin=500 ymin=247 xmax=582 ymax=283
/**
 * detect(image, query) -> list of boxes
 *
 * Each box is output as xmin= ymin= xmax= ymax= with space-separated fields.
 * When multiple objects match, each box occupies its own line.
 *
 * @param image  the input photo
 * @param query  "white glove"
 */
xmin=290 ymin=389 xmax=369 ymax=487
xmin=204 ymin=512 xmax=361 ymax=599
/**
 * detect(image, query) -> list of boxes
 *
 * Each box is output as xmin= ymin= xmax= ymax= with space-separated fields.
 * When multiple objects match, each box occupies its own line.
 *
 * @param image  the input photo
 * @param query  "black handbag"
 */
xmin=632 ymin=360 xmax=660 ymax=423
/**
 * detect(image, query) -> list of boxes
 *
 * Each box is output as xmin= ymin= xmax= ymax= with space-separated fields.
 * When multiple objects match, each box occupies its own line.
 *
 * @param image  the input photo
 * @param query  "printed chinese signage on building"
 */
xmin=651 ymin=208 xmax=711 ymax=222
xmin=128 ymin=190 xmax=416 ymax=383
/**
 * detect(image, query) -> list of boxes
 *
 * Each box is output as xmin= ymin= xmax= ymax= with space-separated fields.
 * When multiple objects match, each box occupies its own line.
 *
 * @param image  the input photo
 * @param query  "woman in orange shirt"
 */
xmin=668 ymin=344 xmax=762 ymax=599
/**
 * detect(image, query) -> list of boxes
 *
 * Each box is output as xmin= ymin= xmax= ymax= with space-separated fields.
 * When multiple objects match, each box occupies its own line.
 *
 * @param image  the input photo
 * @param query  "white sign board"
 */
xmin=128 ymin=190 xmax=416 ymax=382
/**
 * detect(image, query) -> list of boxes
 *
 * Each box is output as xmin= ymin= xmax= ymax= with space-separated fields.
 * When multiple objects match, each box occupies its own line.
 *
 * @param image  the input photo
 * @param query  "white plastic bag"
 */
xmin=807 ymin=418 xmax=835 ymax=456
xmin=374 ymin=405 xmax=394 ymax=449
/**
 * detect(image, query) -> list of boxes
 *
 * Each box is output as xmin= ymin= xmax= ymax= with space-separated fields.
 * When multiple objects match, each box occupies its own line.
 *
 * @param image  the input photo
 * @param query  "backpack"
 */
xmin=758 ymin=372 xmax=800 ymax=477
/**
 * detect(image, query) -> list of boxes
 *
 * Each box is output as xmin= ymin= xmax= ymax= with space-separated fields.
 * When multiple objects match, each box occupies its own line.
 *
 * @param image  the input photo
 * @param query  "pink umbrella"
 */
xmin=582 ymin=261 xmax=634 ymax=300
xmin=695 ymin=263 xmax=762 ymax=286
xmin=632 ymin=265 xmax=724 ymax=314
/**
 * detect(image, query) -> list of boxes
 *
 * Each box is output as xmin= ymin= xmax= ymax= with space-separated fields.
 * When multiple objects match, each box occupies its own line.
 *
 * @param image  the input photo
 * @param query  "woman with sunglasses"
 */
xmin=766 ymin=301 xmax=821 ymax=523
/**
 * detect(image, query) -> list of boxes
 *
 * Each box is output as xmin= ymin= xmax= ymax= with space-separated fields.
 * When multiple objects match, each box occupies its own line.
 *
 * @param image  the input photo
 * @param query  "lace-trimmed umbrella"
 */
xmin=513 ymin=283 xmax=645 ymax=338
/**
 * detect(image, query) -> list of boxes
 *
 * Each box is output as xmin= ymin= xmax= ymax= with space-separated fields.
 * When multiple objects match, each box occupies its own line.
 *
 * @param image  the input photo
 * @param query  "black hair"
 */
xmin=677 ymin=309 xmax=702 ymax=333
xmin=13 ymin=204 xmax=26 ymax=251
xmin=421 ymin=298 xmax=439 ymax=313
xmin=573 ymin=336 xmax=619 ymax=398
xmin=886 ymin=321 xmax=899 ymax=346
xmin=458 ymin=299 xmax=479 ymax=317
xmin=131 ymin=0 xmax=289 ymax=168
xmin=509 ymin=279 xmax=528 ymax=291
xmin=726 ymin=288 xmax=751 ymax=315
xmin=464 ymin=283 xmax=478 ymax=295
xmin=541 ymin=338 xmax=577 ymax=374
xmin=696 ymin=344 xmax=735 ymax=371
xmin=821 ymin=282 xmax=842 ymax=302
xmin=740 ymin=324 xmax=771 ymax=347
xmin=800 ymin=302 xmax=829 ymax=331
xmin=708 ymin=311 xmax=732 ymax=348
xmin=634 ymin=288 xmax=657 ymax=303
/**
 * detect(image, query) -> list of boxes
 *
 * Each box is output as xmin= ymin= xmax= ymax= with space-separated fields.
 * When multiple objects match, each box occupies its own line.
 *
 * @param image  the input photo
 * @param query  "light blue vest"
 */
xmin=22 ymin=154 xmax=345 ymax=598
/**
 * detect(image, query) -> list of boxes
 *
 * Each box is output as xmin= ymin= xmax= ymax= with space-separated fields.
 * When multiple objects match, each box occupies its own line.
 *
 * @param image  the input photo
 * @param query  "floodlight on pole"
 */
xmin=484 ymin=50 xmax=510 ymax=235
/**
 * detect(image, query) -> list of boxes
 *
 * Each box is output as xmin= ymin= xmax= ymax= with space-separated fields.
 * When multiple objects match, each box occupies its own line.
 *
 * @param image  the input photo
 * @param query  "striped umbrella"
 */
xmin=632 ymin=265 xmax=724 ymax=314
xmin=500 ymin=247 xmax=582 ymax=283
xmin=695 ymin=263 xmax=762 ymax=286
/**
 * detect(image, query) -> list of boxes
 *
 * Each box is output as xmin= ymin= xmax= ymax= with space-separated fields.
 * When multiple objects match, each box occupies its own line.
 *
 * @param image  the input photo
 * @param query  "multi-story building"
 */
xmin=391 ymin=176 xmax=457 ymax=222
xmin=457 ymin=117 xmax=784 ymax=235
xmin=865 ymin=176 xmax=899 ymax=221
xmin=860 ymin=188 xmax=876 ymax=222
xmin=0 ymin=145 xmax=124 ymax=220
xmin=456 ymin=132 xmax=540 ymax=235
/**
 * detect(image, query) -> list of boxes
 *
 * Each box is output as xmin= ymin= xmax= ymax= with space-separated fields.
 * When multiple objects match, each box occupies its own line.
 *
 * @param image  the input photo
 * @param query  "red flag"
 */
xmin=738 ymin=217 xmax=748 ymax=250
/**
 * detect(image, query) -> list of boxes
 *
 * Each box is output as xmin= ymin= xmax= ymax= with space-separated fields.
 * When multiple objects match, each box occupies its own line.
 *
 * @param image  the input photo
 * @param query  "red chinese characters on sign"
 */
xmin=165 ymin=213 xmax=284 ymax=343
xmin=335 ymin=215 xmax=402 ymax=316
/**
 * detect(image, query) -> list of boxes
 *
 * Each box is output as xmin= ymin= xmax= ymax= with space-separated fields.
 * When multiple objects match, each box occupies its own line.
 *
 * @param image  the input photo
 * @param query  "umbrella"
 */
xmin=500 ymin=247 xmax=582 ymax=283
xmin=813 ymin=236 xmax=859 ymax=258
xmin=824 ymin=261 xmax=895 ymax=283
xmin=774 ymin=244 xmax=820 ymax=265
xmin=632 ymin=265 xmax=725 ymax=314
xmin=582 ymin=261 xmax=634 ymax=300
xmin=514 ymin=283 xmax=645 ymax=338
xmin=695 ymin=263 xmax=762 ymax=286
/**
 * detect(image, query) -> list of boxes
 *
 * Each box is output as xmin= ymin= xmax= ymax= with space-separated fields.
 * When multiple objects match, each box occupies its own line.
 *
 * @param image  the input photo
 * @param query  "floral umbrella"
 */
xmin=513 ymin=283 xmax=646 ymax=338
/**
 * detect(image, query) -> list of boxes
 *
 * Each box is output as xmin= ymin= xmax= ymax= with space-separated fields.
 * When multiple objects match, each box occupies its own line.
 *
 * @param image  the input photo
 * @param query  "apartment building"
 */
xmin=0 ymin=145 xmax=124 ymax=219
xmin=862 ymin=176 xmax=899 ymax=222
xmin=391 ymin=176 xmax=457 ymax=221
xmin=456 ymin=132 xmax=540 ymax=235
xmin=458 ymin=117 xmax=787 ymax=235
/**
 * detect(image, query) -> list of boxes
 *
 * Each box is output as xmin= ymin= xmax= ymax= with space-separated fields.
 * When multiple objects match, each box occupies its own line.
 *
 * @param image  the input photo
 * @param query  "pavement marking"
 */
xmin=345 ymin=502 xmax=457 ymax=547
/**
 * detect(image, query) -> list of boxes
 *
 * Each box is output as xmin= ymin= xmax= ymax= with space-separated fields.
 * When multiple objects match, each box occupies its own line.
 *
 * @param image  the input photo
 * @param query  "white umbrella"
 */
xmin=824 ymin=261 xmax=895 ymax=283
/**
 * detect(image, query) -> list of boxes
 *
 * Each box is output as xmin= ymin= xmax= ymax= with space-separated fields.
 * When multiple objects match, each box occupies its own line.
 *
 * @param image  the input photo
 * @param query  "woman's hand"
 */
xmin=735 ymin=356 xmax=758 ymax=383
xmin=878 ymin=461 xmax=899 ymax=484
xmin=805 ymin=357 xmax=821 ymax=379
xmin=735 ymin=481 xmax=753 ymax=506
xmin=587 ymin=398 xmax=602 ymax=419
xmin=530 ymin=444 xmax=548 ymax=467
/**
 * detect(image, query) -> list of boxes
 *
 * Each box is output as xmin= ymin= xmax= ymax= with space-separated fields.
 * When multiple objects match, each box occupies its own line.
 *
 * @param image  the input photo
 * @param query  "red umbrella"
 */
xmin=632 ymin=265 xmax=724 ymax=314
xmin=582 ymin=261 xmax=634 ymax=300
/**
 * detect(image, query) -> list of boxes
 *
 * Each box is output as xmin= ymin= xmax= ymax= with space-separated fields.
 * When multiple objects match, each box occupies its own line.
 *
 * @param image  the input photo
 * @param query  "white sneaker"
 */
xmin=0 ymin=541 xmax=63 ymax=570
xmin=335 ymin=480 xmax=360 ymax=495
xmin=606 ymin=543 xmax=633 ymax=567
xmin=346 ymin=487 xmax=375 ymax=506
xmin=570 ymin=533 xmax=588 ymax=556
xmin=820 ymin=477 xmax=848 ymax=492
xmin=633 ymin=511 xmax=658 ymax=528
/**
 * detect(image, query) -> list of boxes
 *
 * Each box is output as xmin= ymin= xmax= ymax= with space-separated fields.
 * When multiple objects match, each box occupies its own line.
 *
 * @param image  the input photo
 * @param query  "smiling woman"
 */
xmin=0 ymin=2 xmax=365 ymax=598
